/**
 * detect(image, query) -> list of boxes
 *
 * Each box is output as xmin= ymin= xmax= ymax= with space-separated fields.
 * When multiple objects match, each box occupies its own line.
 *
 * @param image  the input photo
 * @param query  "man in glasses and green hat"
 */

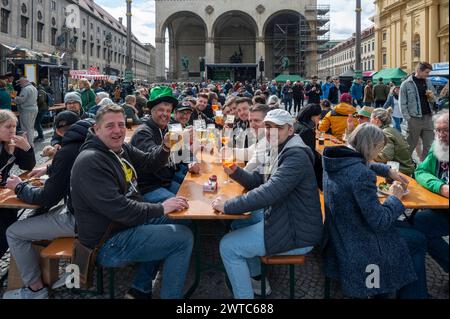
xmin=130 ymin=86 xmax=188 ymax=203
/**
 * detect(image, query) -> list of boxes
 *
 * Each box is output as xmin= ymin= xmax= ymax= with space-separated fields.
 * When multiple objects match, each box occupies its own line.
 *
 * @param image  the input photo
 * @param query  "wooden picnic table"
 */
xmin=169 ymin=152 xmax=250 ymax=220
xmin=315 ymin=133 xmax=345 ymax=155
xmin=377 ymin=175 xmax=448 ymax=210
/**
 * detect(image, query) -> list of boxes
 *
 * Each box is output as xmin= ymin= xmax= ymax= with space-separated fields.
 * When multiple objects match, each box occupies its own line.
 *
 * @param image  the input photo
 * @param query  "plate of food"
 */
xmin=23 ymin=175 xmax=48 ymax=187
xmin=377 ymin=181 xmax=409 ymax=197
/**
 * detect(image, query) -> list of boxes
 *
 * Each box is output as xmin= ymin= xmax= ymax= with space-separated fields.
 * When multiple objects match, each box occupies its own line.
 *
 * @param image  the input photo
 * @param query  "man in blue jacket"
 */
xmin=350 ymin=77 xmax=364 ymax=107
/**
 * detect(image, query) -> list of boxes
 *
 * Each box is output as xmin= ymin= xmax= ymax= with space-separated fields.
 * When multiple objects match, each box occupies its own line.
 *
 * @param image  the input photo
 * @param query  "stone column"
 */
xmin=428 ymin=4 xmax=439 ymax=63
xmin=205 ymin=37 xmax=215 ymax=65
xmin=255 ymin=37 xmax=265 ymax=79
xmin=155 ymin=37 xmax=166 ymax=82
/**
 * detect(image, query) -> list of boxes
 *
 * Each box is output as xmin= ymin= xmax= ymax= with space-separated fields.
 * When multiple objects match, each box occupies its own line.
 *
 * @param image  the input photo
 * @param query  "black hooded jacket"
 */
xmin=71 ymin=130 xmax=169 ymax=248
xmin=15 ymin=119 xmax=94 ymax=214
xmin=130 ymin=117 xmax=176 ymax=194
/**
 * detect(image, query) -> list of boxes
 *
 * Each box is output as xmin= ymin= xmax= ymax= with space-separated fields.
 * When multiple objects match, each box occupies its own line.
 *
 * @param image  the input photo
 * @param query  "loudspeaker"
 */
xmin=259 ymin=59 xmax=265 ymax=72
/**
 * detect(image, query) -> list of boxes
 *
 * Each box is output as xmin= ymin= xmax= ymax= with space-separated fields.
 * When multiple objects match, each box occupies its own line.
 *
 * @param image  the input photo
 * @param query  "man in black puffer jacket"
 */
xmin=3 ymin=112 xmax=92 ymax=299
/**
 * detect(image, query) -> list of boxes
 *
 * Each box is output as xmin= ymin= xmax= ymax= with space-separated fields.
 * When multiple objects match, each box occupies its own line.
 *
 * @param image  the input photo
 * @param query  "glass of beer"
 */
xmin=168 ymin=123 xmax=183 ymax=149
xmin=222 ymin=149 xmax=235 ymax=184
xmin=212 ymin=104 xmax=220 ymax=112
xmin=215 ymin=110 xmax=224 ymax=126
xmin=126 ymin=118 xmax=133 ymax=130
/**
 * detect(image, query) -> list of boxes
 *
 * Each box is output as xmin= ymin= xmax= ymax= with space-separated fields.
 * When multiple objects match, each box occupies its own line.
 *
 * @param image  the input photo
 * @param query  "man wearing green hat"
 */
xmin=130 ymin=86 xmax=188 ymax=203
xmin=346 ymin=106 xmax=374 ymax=135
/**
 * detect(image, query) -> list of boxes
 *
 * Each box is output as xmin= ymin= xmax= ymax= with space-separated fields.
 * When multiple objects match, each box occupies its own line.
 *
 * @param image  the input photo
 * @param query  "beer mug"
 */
xmin=168 ymin=123 xmax=183 ymax=149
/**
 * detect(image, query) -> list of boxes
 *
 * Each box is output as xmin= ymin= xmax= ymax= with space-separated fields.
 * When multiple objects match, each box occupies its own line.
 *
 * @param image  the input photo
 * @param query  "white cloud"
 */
xmin=97 ymin=0 xmax=375 ymax=45
xmin=96 ymin=1 xmax=156 ymax=45
xmin=319 ymin=0 xmax=375 ymax=40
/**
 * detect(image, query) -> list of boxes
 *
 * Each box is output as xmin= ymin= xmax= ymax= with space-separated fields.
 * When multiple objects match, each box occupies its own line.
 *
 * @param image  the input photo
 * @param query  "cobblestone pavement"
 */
xmin=0 ymin=129 xmax=448 ymax=299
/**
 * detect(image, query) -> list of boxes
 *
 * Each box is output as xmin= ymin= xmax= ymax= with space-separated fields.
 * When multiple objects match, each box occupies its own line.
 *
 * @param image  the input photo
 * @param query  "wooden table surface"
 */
xmin=169 ymin=152 xmax=250 ymax=220
xmin=316 ymin=132 xmax=345 ymax=155
xmin=377 ymin=175 xmax=448 ymax=210
xmin=0 ymin=187 xmax=39 ymax=209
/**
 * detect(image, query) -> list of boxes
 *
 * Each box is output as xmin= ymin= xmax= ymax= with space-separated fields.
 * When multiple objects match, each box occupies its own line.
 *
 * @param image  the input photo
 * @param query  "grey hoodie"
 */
xmin=224 ymin=134 xmax=323 ymax=255
xmin=15 ymin=83 xmax=38 ymax=112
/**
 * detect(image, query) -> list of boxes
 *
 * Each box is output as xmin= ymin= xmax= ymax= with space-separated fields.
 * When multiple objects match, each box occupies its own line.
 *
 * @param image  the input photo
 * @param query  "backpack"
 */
xmin=46 ymin=91 xmax=55 ymax=107
xmin=37 ymin=88 xmax=48 ymax=110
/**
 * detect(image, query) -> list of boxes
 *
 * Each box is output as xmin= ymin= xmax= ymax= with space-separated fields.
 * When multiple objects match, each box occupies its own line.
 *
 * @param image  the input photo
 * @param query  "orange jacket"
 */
xmin=318 ymin=103 xmax=357 ymax=140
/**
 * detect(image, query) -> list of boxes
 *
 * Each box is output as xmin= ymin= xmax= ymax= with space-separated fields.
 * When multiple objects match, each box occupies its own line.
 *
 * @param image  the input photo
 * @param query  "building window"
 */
xmin=382 ymin=32 xmax=387 ymax=41
xmin=97 ymin=45 xmax=100 ymax=58
xmin=382 ymin=53 xmax=387 ymax=65
xmin=21 ymin=3 xmax=27 ymax=14
xmin=83 ymin=18 xmax=86 ymax=26
xmin=82 ymin=40 xmax=86 ymax=54
xmin=413 ymin=34 xmax=421 ymax=58
xmin=372 ymin=60 xmax=374 ymax=70
xmin=90 ymin=43 xmax=94 ymax=56
xmin=103 ymin=47 xmax=107 ymax=59
xmin=20 ymin=16 xmax=28 ymax=38
xmin=372 ymin=41 xmax=375 ymax=51
xmin=51 ymin=1 xmax=56 ymax=11
xmin=37 ymin=22 xmax=44 ymax=43
xmin=51 ymin=28 xmax=57 ymax=45
xmin=1 ymin=8 xmax=9 ymax=34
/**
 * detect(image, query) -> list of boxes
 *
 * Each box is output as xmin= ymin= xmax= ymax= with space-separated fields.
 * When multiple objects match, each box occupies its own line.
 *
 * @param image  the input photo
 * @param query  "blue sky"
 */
xmin=96 ymin=0 xmax=376 ymax=45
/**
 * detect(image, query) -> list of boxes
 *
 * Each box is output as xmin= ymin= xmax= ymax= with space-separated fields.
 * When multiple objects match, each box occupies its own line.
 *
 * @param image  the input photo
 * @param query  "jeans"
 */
xmin=34 ymin=110 xmax=47 ymax=139
xmin=393 ymin=117 xmax=403 ymax=133
xmin=411 ymin=210 xmax=449 ymax=273
xmin=142 ymin=169 xmax=186 ymax=203
xmin=284 ymin=98 xmax=293 ymax=113
xmin=375 ymin=100 xmax=386 ymax=109
xmin=220 ymin=210 xmax=313 ymax=299
xmin=293 ymin=98 xmax=303 ymax=113
xmin=395 ymin=221 xmax=428 ymax=299
xmin=96 ymin=223 xmax=193 ymax=299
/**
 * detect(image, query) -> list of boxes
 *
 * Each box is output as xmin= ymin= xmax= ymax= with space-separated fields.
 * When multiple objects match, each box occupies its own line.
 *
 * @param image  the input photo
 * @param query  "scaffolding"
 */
xmin=271 ymin=5 xmax=330 ymax=77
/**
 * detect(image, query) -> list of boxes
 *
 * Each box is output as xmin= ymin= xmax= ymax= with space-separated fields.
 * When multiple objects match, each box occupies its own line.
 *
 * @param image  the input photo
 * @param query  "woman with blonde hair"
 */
xmin=371 ymin=107 xmax=415 ymax=176
xmin=0 ymin=110 xmax=36 ymax=259
xmin=78 ymin=78 xmax=96 ymax=112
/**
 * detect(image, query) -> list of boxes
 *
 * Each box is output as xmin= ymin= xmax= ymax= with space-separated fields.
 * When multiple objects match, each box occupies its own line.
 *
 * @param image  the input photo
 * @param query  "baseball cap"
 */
xmin=15 ymin=77 xmax=28 ymax=84
xmin=54 ymin=111 xmax=80 ymax=129
xmin=175 ymin=101 xmax=193 ymax=112
xmin=340 ymin=93 xmax=352 ymax=104
xmin=263 ymin=109 xmax=295 ymax=126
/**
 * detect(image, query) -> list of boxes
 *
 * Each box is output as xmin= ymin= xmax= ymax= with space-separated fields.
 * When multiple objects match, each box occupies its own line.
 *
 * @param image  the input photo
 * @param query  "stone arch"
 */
xmin=263 ymin=10 xmax=311 ymax=78
xmin=160 ymin=11 xmax=208 ymax=80
xmin=212 ymin=10 xmax=258 ymax=64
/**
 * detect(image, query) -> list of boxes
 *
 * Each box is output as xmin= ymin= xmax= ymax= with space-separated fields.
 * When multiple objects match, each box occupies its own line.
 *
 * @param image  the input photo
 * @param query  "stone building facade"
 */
xmin=318 ymin=27 xmax=375 ymax=79
xmin=154 ymin=0 xmax=330 ymax=81
xmin=373 ymin=0 xmax=449 ymax=72
xmin=0 ymin=0 xmax=155 ymax=82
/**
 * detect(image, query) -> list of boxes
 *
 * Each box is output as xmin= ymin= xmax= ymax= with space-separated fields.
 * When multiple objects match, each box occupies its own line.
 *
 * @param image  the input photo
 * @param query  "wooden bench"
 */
xmin=40 ymin=237 xmax=74 ymax=260
xmin=259 ymin=192 xmax=326 ymax=299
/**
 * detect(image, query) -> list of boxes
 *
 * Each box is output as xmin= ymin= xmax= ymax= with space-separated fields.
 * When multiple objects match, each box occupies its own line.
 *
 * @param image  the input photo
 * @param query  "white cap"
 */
xmin=263 ymin=109 xmax=295 ymax=126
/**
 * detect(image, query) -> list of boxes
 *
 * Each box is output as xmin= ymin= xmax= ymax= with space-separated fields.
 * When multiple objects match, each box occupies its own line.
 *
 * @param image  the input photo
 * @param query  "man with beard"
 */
xmin=131 ymin=86 xmax=190 ymax=203
xmin=412 ymin=110 xmax=449 ymax=276
xmin=188 ymin=93 xmax=213 ymax=126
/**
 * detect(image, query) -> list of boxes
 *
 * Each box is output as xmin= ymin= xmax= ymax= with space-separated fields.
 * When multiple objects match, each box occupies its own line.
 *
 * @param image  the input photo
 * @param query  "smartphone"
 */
xmin=16 ymin=130 xmax=25 ymax=136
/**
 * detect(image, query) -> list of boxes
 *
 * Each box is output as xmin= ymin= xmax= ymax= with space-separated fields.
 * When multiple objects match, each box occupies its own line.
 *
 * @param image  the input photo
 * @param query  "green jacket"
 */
xmin=415 ymin=143 xmax=446 ymax=194
xmin=79 ymin=88 xmax=96 ymax=111
xmin=0 ymin=88 xmax=11 ymax=110
xmin=374 ymin=126 xmax=415 ymax=176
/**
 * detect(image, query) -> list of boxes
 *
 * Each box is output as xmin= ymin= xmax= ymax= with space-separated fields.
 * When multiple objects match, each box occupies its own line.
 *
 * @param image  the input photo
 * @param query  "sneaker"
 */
xmin=251 ymin=278 xmax=272 ymax=296
xmin=123 ymin=288 xmax=152 ymax=299
xmin=3 ymin=287 xmax=48 ymax=299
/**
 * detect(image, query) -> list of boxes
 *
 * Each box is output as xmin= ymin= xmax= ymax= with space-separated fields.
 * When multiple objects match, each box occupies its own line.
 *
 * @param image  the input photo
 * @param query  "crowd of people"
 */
xmin=0 ymin=60 xmax=448 ymax=299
